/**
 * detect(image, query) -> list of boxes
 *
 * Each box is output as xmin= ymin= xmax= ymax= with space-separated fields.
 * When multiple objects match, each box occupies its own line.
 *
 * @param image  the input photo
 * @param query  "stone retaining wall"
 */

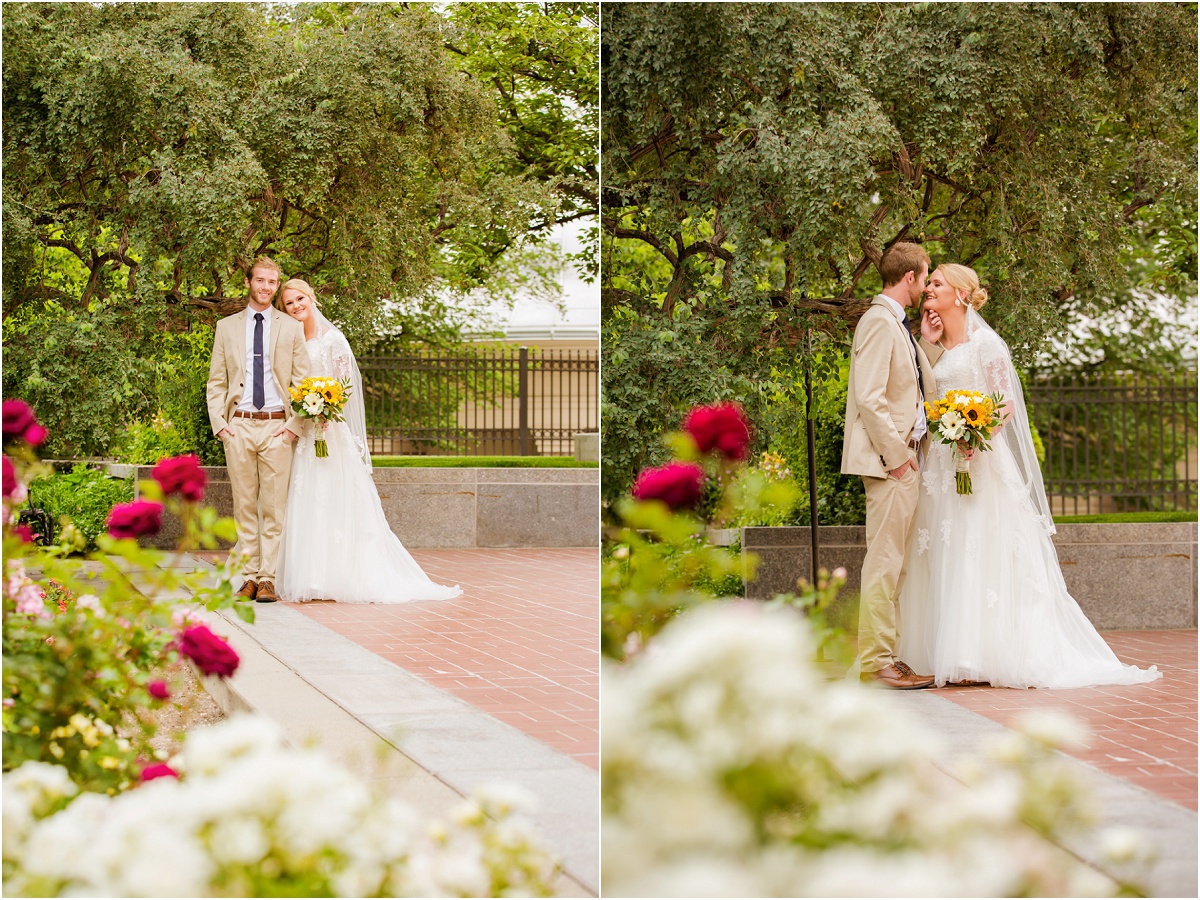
xmin=743 ymin=522 xmax=1197 ymax=630
xmin=124 ymin=465 xmax=598 ymax=550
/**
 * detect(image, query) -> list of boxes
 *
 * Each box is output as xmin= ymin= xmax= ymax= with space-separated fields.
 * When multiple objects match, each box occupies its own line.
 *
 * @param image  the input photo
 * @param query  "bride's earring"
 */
xmin=954 ymin=293 xmax=965 ymax=307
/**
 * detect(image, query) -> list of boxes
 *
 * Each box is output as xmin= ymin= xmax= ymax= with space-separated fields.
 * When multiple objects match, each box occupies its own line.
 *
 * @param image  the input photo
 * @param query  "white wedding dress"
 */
xmin=276 ymin=320 xmax=462 ymax=604
xmin=897 ymin=310 xmax=1159 ymax=689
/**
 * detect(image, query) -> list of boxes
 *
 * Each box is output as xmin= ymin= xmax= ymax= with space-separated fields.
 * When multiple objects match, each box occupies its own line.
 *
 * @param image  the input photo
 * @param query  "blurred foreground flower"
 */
xmin=105 ymin=500 xmax=163 ymax=539
xmin=151 ymin=454 xmax=206 ymax=501
xmin=631 ymin=462 xmax=705 ymax=510
xmin=4 ymin=715 xmax=559 ymax=898
xmin=682 ymin=402 xmax=752 ymax=461
xmin=602 ymin=603 xmax=1140 ymax=898
xmin=178 ymin=625 xmax=239 ymax=678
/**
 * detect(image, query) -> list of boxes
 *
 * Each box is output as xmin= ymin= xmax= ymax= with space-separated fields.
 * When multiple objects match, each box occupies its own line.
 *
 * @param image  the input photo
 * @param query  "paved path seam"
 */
xmin=894 ymin=691 xmax=1197 ymax=898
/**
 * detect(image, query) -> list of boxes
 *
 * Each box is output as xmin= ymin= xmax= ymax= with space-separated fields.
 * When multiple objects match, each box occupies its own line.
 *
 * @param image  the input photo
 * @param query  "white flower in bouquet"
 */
xmin=303 ymin=393 xmax=324 ymax=415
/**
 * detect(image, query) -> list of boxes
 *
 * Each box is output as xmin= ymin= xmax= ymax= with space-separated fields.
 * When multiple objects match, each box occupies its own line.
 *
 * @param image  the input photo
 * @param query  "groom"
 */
xmin=206 ymin=256 xmax=311 ymax=603
xmin=842 ymin=242 xmax=942 ymax=689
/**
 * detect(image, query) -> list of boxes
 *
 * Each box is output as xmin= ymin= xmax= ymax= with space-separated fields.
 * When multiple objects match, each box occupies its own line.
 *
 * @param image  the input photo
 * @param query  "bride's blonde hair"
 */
xmin=276 ymin=278 xmax=320 ymax=313
xmin=937 ymin=264 xmax=989 ymax=311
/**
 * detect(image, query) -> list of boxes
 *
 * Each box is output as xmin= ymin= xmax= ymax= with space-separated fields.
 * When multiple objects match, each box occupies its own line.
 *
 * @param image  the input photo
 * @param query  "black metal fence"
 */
xmin=358 ymin=346 xmax=599 ymax=456
xmin=1028 ymin=370 xmax=1197 ymax=515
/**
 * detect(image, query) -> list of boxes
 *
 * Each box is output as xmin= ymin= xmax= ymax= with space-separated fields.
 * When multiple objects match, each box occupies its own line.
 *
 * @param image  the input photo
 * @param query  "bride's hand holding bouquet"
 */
xmin=925 ymin=389 xmax=1006 ymax=494
xmin=289 ymin=376 xmax=352 ymax=458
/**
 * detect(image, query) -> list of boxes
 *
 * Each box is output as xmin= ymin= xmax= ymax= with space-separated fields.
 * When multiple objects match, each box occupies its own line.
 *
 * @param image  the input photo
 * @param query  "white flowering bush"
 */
xmin=4 ymin=715 xmax=559 ymax=898
xmin=602 ymin=602 xmax=1142 ymax=898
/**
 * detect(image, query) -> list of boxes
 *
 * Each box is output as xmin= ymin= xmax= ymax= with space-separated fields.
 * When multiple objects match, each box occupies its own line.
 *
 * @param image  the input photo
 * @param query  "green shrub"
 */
xmin=28 ymin=466 xmax=134 ymax=551
xmin=114 ymin=413 xmax=190 ymax=465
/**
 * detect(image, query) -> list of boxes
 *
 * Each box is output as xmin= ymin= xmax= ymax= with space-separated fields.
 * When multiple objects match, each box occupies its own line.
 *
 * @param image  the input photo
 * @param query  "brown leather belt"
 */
xmin=907 ymin=437 xmax=921 ymax=450
xmin=233 ymin=410 xmax=286 ymax=420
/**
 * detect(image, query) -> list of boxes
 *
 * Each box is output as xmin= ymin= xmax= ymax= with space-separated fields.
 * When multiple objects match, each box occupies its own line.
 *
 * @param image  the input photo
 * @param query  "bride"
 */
xmin=274 ymin=279 xmax=461 ymax=604
xmin=897 ymin=264 xmax=1159 ymax=689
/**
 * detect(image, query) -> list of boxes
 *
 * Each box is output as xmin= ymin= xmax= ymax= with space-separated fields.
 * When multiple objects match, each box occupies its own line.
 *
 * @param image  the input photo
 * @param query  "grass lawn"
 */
xmin=371 ymin=455 xmax=597 ymax=469
xmin=1053 ymin=511 xmax=1197 ymax=524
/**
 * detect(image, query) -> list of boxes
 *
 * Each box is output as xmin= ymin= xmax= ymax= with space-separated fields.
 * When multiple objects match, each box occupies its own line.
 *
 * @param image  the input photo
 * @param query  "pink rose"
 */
xmin=13 ymin=524 xmax=35 ymax=544
xmin=2 ymin=401 xmax=36 ymax=444
xmin=22 ymin=424 xmax=47 ymax=447
xmin=2 ymin=456 xmax=16 ymax=498
xmin=140 ymin=763 xmax=179 ymax=782
xmin=682 ymin=402 xmax=753 ymax=461
xmin=147 ymin=680 xmax=170 ymax=700
xmin=151 ymin=454 xmax=206 ymax=502
xmin=632 ymin=462 xmax=705 ymax=510
xmin=178 ymin=625 xmax=239 ymax=678
xmin=15 ymin=583 xmax=47 ymax=617
xmin=106 ymin=501 xmax=163 ymax=539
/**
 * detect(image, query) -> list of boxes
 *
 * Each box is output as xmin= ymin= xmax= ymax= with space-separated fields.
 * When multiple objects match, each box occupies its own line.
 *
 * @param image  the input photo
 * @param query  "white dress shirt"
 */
xmin=236 ymin=305 xmax=286 ymax=413
xmin=875 ymin=294 xmax=926 ymax=442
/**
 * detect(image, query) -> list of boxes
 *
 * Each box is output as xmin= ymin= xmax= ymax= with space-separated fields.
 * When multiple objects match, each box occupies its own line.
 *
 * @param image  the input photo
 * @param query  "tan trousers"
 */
xmin=858 ymin=459 xmax=920 ymax=674
xmin=223 ymin=417 xmax=294 ymax=582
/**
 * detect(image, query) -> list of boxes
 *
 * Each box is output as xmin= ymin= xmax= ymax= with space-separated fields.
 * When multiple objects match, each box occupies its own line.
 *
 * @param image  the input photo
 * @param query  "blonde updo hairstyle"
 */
xmin=937 ymin=263 xmax=989 ymax=311
xmin=275 ymin=278 xmax=320 ymax=314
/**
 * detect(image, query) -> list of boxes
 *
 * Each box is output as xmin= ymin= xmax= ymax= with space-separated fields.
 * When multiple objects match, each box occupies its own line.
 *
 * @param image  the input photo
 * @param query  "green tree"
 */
xmin=3 ymin=2 xmax=598 ymax=457
xmin=2 ymin=2 xmax=576 ymax=337
xmin=601 ymin=2 xmax=1197 ymax=500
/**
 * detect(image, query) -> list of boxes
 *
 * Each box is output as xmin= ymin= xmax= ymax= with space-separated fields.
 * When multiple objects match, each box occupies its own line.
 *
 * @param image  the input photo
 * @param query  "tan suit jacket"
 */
xmin=842 ymin=297 xmax=942 ymax=478
xmin=206 ymin=306 xmax=311 ymax=437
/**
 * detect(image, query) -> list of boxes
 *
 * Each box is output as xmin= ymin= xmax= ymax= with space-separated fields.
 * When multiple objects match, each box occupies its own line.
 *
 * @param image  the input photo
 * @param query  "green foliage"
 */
xmin=1054 ymin=511 xmax=1197 ymax=524
xmin=602 ymin=498 xmax=749 ymax=660
xmin=2 ymin=2 xmax=596 ymax=346
xmin=28 ymin=466 xmax=134 ymax=552
xmin=445 ymin=1 xmax=599 ymax=283
xmin=151 ymin=326 xmax=226 ymax=466
xmin=602 ymin=3 xmax=1197 ymax=509
xmin=4 ymin=444 xmax=246 ymax=794
xmin=1 ymin=302 xmax=160 ymax=459
xmin=371 ymin=455 xmax=597 ymax=468
xmin=114 ymin=415 xmax=189 ymax=466
xmin=766 ymin=567 xmax=855 ymax=668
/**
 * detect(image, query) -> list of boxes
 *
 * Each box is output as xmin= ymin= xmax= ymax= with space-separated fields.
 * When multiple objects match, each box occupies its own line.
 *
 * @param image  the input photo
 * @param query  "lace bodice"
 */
xmin=306 ymin=328 xmax=356 ymax=382
xmin=933 ymin=329 xmax=1017 ymax=400
xmin=301 ymin=326 xmax=370 ymax=471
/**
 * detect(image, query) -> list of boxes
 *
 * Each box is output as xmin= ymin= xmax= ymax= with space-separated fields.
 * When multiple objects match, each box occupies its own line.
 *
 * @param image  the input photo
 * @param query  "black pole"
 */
xmin=805 ymin=328 xmax=820 ymax=587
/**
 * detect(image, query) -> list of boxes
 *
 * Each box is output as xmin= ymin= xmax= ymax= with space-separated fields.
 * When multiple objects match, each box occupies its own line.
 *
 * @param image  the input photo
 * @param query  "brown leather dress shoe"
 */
xmin=236 ymin=579 xmax=257 ymax=601
xmin=864 ymin=663 xmax=935 ymax=690
xmin=255 ymin=580 xmax=278 ymax=603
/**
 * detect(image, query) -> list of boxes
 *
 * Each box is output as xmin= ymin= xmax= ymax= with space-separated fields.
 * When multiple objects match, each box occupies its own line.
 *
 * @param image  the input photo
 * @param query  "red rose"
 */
xmin=147 ymin=680 xmax=170 ymax=700
xmin=179 ymin=624 xmax=239 ymax=678
xmin=140 ymin=763 xmax=179 ymax=782
xmin=14 ymin=523 xmax=35 ymax=543
xmin=682 ymin=402 xmax=752 ymax=461
xmin=2 ymin=400 xmax=36 ymax=444
xmin=632 ymin=462 xmax=705 ymax=510
xmin=152 ymin=454 xmax=206 ymax=502
xmin=2 ymin=456 xmax=16 ymax=498
xmin=106 ymin=501 xmax=163 ymax=539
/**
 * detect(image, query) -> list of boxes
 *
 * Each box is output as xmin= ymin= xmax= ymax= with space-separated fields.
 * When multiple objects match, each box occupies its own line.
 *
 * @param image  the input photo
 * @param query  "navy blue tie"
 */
xmin=252 ymin=313 xmax=265 ymax=409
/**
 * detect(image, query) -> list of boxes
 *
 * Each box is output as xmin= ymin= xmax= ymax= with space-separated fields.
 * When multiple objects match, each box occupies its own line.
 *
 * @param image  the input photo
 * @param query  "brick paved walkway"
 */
xmin=934 ymin=629 xmax=1197 ymax=810
xmin=285 ymin=548 xmax=599 ymax=770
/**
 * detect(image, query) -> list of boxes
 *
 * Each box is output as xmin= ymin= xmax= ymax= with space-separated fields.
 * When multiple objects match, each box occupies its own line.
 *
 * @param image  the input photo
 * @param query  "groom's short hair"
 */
xmin=878 ymin=242 xmax=930 ymax=288
xmin=247 ymin=255 xmax=283 ymax=280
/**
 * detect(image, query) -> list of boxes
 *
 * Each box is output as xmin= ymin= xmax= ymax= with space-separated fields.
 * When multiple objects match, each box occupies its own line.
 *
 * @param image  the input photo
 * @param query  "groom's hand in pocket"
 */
xmin=275 ymin=427 xmax=298 ymax=444
xmin=889 ymin=459 xmax=917 ymax=480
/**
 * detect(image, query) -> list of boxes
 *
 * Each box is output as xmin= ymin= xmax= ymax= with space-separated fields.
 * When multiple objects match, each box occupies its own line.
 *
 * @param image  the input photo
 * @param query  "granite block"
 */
xmin=478 ymin=483 xmax=600 ymax=547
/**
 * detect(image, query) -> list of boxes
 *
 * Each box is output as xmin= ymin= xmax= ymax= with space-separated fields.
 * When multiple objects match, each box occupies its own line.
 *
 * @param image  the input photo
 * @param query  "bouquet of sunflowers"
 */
xmin=925 ymin=389 xmax=1006 ymax=494
xmin=289 ymin=376 xmax=352 ymax=458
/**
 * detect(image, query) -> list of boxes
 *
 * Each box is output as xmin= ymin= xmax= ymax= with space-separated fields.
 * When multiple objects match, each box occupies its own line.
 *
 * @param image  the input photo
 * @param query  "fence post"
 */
xmin=518 ymin=346 xmax=530 ymax=456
